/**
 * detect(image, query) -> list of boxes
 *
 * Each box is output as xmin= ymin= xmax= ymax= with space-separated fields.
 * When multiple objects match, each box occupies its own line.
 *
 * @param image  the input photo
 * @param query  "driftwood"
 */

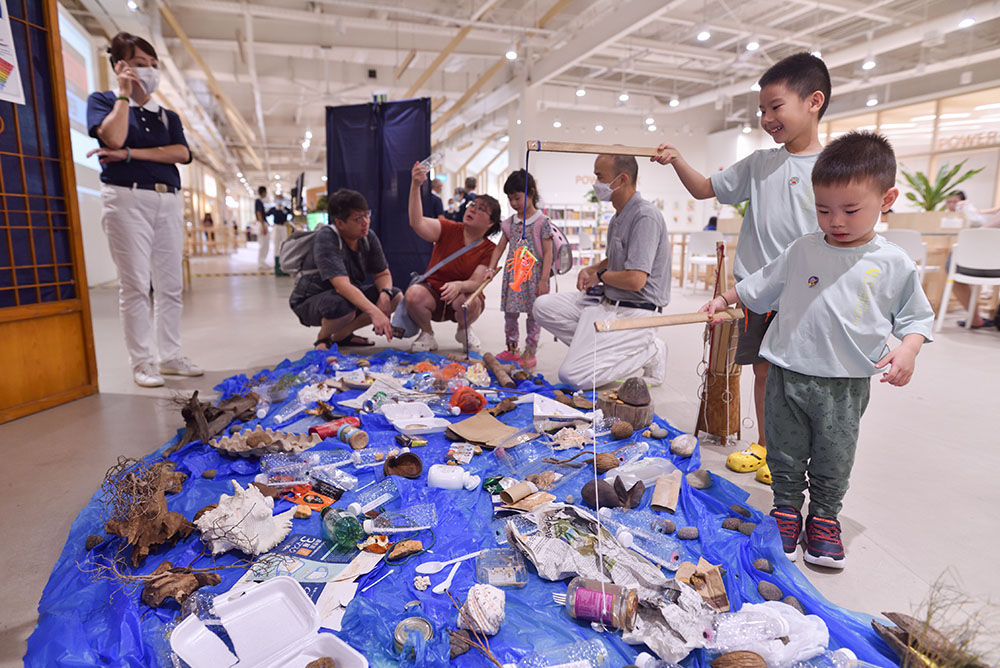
xmin=140 ymin=561 xmax=221 ymax=608
xmin=167 ymin=391 xmax=259 ymax=456
xmin=482 ymin=353 xmax=516 ymax=388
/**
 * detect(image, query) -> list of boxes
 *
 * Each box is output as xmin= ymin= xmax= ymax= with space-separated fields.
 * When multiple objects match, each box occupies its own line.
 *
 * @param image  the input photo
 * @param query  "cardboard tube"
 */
xmin=500 ymin=480 xmax=538 ymax=504
xmin=650 ymin=472 xmax=681 ymax=513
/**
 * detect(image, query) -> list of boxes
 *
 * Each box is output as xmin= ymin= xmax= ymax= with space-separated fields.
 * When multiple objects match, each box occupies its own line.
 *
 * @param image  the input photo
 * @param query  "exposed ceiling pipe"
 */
xmin=241 ymin=0 xmax=270 ymax=176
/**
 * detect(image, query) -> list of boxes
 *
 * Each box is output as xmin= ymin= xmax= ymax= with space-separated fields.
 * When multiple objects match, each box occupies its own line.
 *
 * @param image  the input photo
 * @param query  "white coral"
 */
xmin=195 ymin=480 xmax=296 ymax=555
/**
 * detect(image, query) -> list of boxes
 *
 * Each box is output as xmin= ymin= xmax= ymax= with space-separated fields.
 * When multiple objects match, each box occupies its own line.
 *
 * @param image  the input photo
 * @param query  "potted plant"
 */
xmin=899 ymin=160 xmax=984 ymax=211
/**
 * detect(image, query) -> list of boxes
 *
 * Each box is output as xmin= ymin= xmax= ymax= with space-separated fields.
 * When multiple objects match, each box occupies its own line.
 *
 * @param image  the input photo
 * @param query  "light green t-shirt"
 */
xmin=736 ymin=232 xmax=934 ymax=378
xmin=711 ymin=147 xmax=820 ymax=281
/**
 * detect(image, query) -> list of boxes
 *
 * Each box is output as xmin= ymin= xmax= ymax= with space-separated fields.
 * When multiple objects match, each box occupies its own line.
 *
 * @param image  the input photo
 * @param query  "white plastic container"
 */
xmin=427 ymin=463 xmax=481 ymax=490
xmin=381 ymin=402 xmax=452 ymax=434
xmin=170 ymin=576 xmax=368 ymax=668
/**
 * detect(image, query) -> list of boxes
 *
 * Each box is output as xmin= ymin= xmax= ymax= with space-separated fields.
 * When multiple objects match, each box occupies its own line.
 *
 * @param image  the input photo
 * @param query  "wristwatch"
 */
xmin=380 ymin=288 xmax=394 ymax=299
xmin=596 ymin=268 xmax=607 ymax=282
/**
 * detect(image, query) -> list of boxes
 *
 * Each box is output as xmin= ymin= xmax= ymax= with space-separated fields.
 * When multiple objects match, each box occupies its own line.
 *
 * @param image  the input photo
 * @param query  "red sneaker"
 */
xmin=803 ymin=515 xmax=845 ymax=570
xmin=769 ymin=506 xmax=802 ymax=562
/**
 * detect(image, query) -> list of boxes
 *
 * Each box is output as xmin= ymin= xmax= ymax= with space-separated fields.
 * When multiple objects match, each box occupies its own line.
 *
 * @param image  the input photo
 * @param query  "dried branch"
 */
xmin=445 ymin=590 xmax=502 ymax=668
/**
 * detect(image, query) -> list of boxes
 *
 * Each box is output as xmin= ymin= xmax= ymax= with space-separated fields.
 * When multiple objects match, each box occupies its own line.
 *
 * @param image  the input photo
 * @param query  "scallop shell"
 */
xmin=195 ymin=480 xmax=296 ymax=555
xmin=211 ymin=425 xmax=321 ymax=458
xmin=457 ymin=584 xmax=505 ymax=636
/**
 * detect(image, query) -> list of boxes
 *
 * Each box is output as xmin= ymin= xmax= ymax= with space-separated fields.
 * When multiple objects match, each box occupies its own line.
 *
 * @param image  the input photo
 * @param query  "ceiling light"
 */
xmin=974 ymin=103 xmax=1000 ymax=111
xmin=861 ymin=58 xmax=876 ymax=71
xmin=810 ymin=50 xmax=822 ymax=59
xmin=940 ymin=112 xmax=971 ymax=119
xmin=575 ymin=86 xmax=586 ymax=97
xmin=669 ymin=96 xmax=679 ymax=108
xmin=500 ymin=135 xmax=510 ymax=142
xmin=696 ymin=28 xmax=711 ymax=42
xmin=505 ymin=47 xmax=518 ymax=61
xmin=236 ymin=171 xmax=243 ymax=178
xmin=304 ymin=130 xmax=312 ymax=140
xmin=645 ymin=116 xmax=655 ymax=125
xmin=866 ymin=95 xmax=878 ymax=107
xmin=746 ymin=40 xmax=759 ymax=51
xmin=750 ymin=82 xmax=761 ymax=92
xmin=958 ymin=15 xmax=975 ymax=28
xmin=742 ymin=124 xmax=752 ymax=134
xmin=618 ymin=92 xmax=629 ymax=102
xmin=595 ymin=124 xmax=604 ymax=132
xmin=126 ymin=0 xmax=138 ymax=10
xmin=910 ymin=114 xmax=936 ymax=121
xmin=321 ymin=175 xmax=328 ymax=182
xmin=274 ymin=174 xmax=280 ymax=179
xmin=647 ymin=125 xmax=657 ymax=132
xmin=552 ymin=120 xmax=562 ymax=128
xmin=516 ymin=119 xmax=522 ymax=125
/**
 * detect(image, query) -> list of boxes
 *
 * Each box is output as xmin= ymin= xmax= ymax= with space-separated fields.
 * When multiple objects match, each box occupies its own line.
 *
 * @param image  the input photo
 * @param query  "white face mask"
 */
xmin=133 ymin=66 xmax=160 ymax=97
xmin=592 ymin=174 xmax=621 ymax=202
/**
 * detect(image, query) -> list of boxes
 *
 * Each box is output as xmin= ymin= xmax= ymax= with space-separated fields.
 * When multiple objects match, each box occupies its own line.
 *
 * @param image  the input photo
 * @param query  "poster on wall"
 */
xmin=0 ymin=4 xmax=25 ymax=105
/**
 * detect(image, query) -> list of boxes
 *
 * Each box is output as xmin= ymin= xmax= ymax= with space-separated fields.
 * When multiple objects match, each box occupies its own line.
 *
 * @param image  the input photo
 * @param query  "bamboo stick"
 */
xmin=526 ymin=140 xmax=675 ymax=159
xmin=461 ymin=273 xmax=496 ymax=309
xmin=594 ymin=308 xmax=743 ymax=332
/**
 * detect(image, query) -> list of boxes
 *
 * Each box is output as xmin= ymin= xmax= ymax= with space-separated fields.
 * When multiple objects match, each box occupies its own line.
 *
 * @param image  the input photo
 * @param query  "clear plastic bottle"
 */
xmin=361 ymin=502 xmax=437 ymax=534
xmin=788 ymin=649 xmax=867 ymax=668
xmin=352 ymin=445 xmax=408 ymax=469
xmin=311 ymin=464 xmax=359 ymax=495
xmin=418 ymin=151 xmax=444 ymax=170
xmin=347 ymin=477 xmax=400 ymax=516
xmin=320 ymin=507 xmax=365 ymax=550
xmin=306 ymin=449 xmax=354 ymax=468
xmin=597 ymin=508 xmax=683 ymax=570
xmin=511 ymin=638 xmax=609 ymax=668
xmin=614 ymin=441 xmax=649 ymax=465
xmin=634 ymin=653 xmax=681 ymax=668
xmin=255 ymin=394 xmax=271 ymax=419
xmin=563 ymin=577 xmax=638 ymax=631
xmin=271 ymin=397 xmax=308 ymax=425
xmin=703 ymin=610 xmax=790 ymax=650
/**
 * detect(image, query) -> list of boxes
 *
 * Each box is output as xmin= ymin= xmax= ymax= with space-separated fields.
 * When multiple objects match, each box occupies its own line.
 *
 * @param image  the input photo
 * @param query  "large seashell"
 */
xmin=457 ymin=584 xmax=505 ymax=636
xmin=195 ymin=480 xmax=296 ymax=555
xmin=210 ymin=425 xmax=321 ymax=458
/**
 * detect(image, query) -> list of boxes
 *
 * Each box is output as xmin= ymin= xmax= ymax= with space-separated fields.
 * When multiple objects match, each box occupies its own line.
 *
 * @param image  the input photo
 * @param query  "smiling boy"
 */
xmin=702 ymin=132 xmax=935 ymax=568
xmin=655 ymin=53 xmax=830 ymax=483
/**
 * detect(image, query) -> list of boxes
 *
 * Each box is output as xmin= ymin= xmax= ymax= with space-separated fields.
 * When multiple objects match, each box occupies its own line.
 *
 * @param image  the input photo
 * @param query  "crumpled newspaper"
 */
xmin=506 ymin=505 xmax=713 ymax=662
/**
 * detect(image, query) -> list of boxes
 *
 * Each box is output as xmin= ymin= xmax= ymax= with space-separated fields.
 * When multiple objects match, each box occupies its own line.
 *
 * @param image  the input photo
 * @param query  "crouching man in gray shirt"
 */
xmin=533 ymin=154 xmax=671 ymax=388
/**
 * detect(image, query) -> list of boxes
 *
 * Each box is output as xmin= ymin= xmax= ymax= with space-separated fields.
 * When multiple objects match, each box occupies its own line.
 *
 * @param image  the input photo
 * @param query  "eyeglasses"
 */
xmin=467 ymin=202 xmax=492 ymax=215
xmin=346 ymin=210 xmax=371 ymax=224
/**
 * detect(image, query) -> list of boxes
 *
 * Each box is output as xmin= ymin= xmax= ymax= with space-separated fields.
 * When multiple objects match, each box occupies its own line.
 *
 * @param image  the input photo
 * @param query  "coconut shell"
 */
xmin=610 ymin=421 xmax=634 ymax=440
xmin=594 ymin=452 xmax=619 ymax=474
xmin=618 ymin=377 xmax=651 ymax=406
xmin=710 ymin=652 xmax=767 ymax=668
xmin=383 ymin=452 xmax=423 ymax=479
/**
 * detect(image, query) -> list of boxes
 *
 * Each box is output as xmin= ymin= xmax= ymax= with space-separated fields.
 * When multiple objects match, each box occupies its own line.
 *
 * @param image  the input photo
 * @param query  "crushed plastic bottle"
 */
xmin=789 ymin=649 xmax=871 ymax=668
xmin=507 ymin=638 xmax=609 ymax=668
xmin=311 ymin=464 xmax=358 ymax=495
xmin=347 ymin=477 xmax=400 ymax=516
xmin=703 ymin=609 xmax=790 ymax=650
xmin=306 ymin=449 xmax=354 ymax=468
xmin=361 ymin=503 xmax=437 ymax=534
xmin=614 ymin=441 xmax=649 ymax=465
xmin=597 ymin=508 xmax=684 ymax=570
xmin=352 ymin=445 xmax=408 ymax=469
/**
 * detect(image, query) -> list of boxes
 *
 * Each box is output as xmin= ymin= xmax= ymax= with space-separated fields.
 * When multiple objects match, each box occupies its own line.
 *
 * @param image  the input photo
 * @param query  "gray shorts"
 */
xmin=291 ymin=284 xmax=392 ymax=327
xmin=734 ymin=307 xmax=776 ymax=366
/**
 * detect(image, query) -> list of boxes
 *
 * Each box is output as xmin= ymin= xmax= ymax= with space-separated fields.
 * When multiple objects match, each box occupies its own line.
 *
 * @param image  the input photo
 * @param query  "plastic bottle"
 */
xmin=563 ymin=577 xmax=638 ymax=631
xmin=704 ymin=610 xmax=790 ymax=650
xmin=271 ymin=397 xmax=308 ymax=425
xmin=347 ymin=477 xmax=400 ymax=516
xmin=788 ymin=649 xmax=865 ymax=668
xmin=614 ymin=441 xmax=649 ymax=465
xmin=311 ymin=464 xmax=359 ymax=496
xmin=306 ymin=449 xmax=354 ymax=468
xmin=509 ymin=638 xmax=609 ymax=668
xmin=362 ymin=502 xmax=437 ymax=534
xmin=419 ymin=151 xmax=444 ymax=170
xmin=634 ymin=653 xmax=681 ymax=668
xmin=597 ymin=508 xmax=683 ymax=570
xmin=255 ymin=394 xmax=271 ymax=419
xmin=320 ymin=507 xmax=365 ymax=549
xmin=427 ymin=464 xmax=481 ymax=490
xmin=352 ymin=445 xmax=410 ymax=469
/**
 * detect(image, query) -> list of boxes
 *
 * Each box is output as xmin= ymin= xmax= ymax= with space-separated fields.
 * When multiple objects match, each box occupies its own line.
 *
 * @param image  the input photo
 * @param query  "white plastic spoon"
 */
xmin=415 ymin=549 xmax=483 ymax=575
xmin=432 ymin=561 xmax=462 ymax=594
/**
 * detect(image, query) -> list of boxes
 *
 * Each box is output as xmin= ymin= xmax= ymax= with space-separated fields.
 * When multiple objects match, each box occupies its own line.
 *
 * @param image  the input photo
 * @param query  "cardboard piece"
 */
xmin=446 ymin=411 xmax=526 ymax=448
xmin=650 ymin=471 xmax=682 ymax=513
xmin=502 ymin=490 xmax=556 ymax=512
xmin=499 ymin=481 xmax=538 ymax=505
xmin=675 ymin=558 xmax=730 ymax=613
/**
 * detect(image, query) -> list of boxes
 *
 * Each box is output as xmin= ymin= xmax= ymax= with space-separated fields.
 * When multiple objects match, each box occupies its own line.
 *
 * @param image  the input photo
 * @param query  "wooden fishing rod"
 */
xmin=526 ymin=140 xmax=676 ymax=159
xmin=594 ymin=307 xmax=743 ymax=332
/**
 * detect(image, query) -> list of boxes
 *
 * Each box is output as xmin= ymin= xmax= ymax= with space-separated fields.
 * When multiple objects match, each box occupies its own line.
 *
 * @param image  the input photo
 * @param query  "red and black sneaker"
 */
xmin=769 ymin=506 xmax=803 ymax=561
xmin=803 ymin=515 xmax=846 ymax=570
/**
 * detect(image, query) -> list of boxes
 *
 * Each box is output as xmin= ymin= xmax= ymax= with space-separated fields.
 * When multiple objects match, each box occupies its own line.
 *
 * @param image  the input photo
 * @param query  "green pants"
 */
xmin=764 ymin=365 xmax=871 ymax=519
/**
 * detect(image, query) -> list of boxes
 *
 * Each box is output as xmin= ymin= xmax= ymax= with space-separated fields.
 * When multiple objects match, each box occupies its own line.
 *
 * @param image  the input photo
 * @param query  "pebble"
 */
xmin=670 ymin=434 xmax=696 ymax=457
xmin=677 ymin=526 xmax=699 ymax=540
xmin=564 ymin=494 xmax=574 ymax=504
xmin=294 ymin=506 xmax=312 ymax=519
xmin=721 ymin=518 xmax=742 ymax=531
xmin=85 ymin=534 xmax=104 ymax=551
xmin=738 ymin=521 xmax=757 ymax=536
xmin=649 ymin=425 xmax=669 ymax=439
xmin=473 ymin=445 xmax=482 ymax=455
xmin=305 ymin=659 xmax=336 ymax=668
xmin=729 ymin=504 xmax=751 ymax=518
xmin=686 ymin=470 xmax=712 ymax=489
xmin=652 ymin=518 xmax=676 ymax=534
xmin=752 ymin=558 xmax=773 ymax=574
xmin=782 ymin=595 xmax=806 ymax=614
xmin=449 ymin=629 xmax=473 ymax=659
xmin=201 ymin=469 xmax=217 ymax=479
xmin=758 ymin=580 xmax=783 ymax=601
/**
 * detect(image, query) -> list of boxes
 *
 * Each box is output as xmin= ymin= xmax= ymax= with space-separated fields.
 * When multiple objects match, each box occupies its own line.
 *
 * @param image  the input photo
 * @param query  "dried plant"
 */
xmin=445 ymin=590 xmax=503 ymax=667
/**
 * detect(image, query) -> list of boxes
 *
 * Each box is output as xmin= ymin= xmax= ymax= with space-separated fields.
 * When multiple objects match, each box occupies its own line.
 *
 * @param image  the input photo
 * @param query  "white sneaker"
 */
xmin=455 ymin=327 xmax=482 ymax=352
xmin=409 ymin=331 xmax=439 ymax=352
xmin=133 ymin=362 xmax=165 ymax=387
xmin=159 ymin=356 xmax=204 ymax=377
xmin=641 ymin=337 xmax=667 ymax=386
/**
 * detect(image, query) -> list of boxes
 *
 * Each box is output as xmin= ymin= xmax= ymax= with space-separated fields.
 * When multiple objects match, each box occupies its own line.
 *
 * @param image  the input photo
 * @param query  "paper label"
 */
xmin=572 ymin=587 xmax=614 ymax=624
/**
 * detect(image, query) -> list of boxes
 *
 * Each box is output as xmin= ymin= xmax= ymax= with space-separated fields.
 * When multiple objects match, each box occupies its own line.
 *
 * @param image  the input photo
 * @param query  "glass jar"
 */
xmin=563 ymin=577 xmax=638 ymax=631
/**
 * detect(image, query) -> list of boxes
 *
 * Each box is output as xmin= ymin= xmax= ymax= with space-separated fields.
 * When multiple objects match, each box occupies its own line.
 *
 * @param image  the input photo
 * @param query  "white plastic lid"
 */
xmin=616 ymin=528 xmax=634 ymax=549
xmin=463 ymin=473 xmax=481 ymax=490
xmin=635 ymin=653 xmax=655 ymax=668
xmin=348 ymin=502 xmax=362 ymax=516
xmin=362 ymin=519 xmax=375 ymax=533
xmin=835 ymin=649 xmax=858 ymax=661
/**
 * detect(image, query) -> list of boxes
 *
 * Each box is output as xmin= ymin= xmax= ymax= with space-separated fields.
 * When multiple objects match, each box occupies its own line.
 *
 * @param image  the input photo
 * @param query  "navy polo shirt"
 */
xmin=86 ymin=91 xmax=191 ymax=189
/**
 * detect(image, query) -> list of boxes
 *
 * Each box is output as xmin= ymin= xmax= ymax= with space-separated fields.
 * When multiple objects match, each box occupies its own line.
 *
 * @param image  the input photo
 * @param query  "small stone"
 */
xmin=721 ymin=517 xmax=742 ymax=531
xmin=447 ymin=460 xmax=458 ymax=466
xmin=414 ymin=575 xmax=431 ymax=591
xmin=643 ymin=430 xmax=652 ymax=437
xmin=670 ymin=434 xmax=697 ymax=457
xmin=677 ymin=526 xmax=699 ymax=540
xmin=738 ymin=521 xmax=757 ymax=536
xmin=752 ymin=558 xmax=773 ymax=574
xmin=85 ymin=534 xmax=104 ymax=551
xmin=201 ymin=469 xmax=217 ymax=479
xmin=473 ymin=445 xmax=482 ymax=455
xmin=649 ymin=425 xmax=669 ymax=439
xmin=294 ymin=505 xmax=312 ymax=519
xmin=686 ymin=470 xmax=713 ymax=489
xmin=730 ymin=504 xmax=752 ymax=518
xmin=758 ymin=580 xmax=783 ymax=601
xmin=388 ymin=539 xmax=423 ymax=560
xmin=652 ymin=518 xmax=676 ymax=534
xmin=305 ymin=658 xmax=337 ymax=668
xmin=449 ymin=629 xmax=474 ymax=659
xmin=533 ymin=377 xmax=544 ymax=385
xmin=782 ymin=595 xmax=806 ymax=615
xmin=564 ymin=495 xmax=574 ymax=504
xmin=357 ymin=359 xmax=370 ymax=368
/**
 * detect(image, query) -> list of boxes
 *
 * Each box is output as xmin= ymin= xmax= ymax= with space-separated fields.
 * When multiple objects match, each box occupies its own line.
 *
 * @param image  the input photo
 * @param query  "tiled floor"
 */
xmin=2 ymin=245 xmax=998 ymax=665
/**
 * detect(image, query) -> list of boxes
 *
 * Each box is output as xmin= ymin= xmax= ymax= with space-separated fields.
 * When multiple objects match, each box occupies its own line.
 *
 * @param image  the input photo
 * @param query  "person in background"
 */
xmin=255 ymin=186 xmax=270 ymax=269
xmin=407 ymin=163 xmax=498 ymax=352
xmin=943 ymin=190 xmax=1000 ymax=328
xmin=86 ymin=31 xmax=202 ymax=387
xmin=455 ymin=176 xmax=478 ymax=222
xmin=201 ymin=212 xmax=215 ymax=249
xmin=449 ymin=187 xmax=467 ymax=221
xmin=704 ymin=215 xmax=718 ymax=231
xmin=446 ymin=197 xmax=457 ymax=215
xmin=422 ymin=178 xmax=445 ymax=219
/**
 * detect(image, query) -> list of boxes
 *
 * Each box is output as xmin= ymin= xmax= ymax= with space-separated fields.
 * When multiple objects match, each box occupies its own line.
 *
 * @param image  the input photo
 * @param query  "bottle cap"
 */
xmin=635 ymin=653 xmax=654 ymax=668
xmin=348 ymin=502 xmax=362 ymax=516
xmin=835 ymin=649 xmax=858 ymax=661
xmin=362 ymin=519 xmax=375 ymax=533
xmin=615 ymin=528 xmax=634 ymax=548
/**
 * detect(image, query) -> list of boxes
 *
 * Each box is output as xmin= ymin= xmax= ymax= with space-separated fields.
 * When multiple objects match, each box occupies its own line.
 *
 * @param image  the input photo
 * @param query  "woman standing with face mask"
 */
xmin=86 ymin=32 xmax=202 ymax=387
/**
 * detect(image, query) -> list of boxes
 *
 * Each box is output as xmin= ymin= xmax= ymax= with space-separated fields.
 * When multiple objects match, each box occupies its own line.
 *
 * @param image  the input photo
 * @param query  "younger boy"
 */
xmin=654 ymin=53 xmax=831 ymax=483
xmin=702 ymin=132 xmax=934 ymax=568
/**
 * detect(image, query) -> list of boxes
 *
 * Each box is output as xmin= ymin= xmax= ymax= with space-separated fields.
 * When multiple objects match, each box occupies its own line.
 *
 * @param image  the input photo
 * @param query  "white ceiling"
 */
xmin=64 ymin=0 xmax=1000 ymax=192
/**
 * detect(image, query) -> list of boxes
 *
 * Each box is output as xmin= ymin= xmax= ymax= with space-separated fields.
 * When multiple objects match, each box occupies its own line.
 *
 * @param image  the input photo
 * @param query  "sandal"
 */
xmin=726 ymin=442 xmax=767 ymax=473
xmin=336 ymin=334 xmax=375 ymax=347
xmin=957 ymin=319 xmax=995 ymax=329
xmin=313 ymin=337 xmax=334 ymax=351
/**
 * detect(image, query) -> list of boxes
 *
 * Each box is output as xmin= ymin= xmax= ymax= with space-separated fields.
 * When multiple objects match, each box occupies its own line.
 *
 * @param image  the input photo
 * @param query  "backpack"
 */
xmin=502 ymin=213 xmax=573 ymax=276
xmin=279 ymin=225 xmax=369 ymax=280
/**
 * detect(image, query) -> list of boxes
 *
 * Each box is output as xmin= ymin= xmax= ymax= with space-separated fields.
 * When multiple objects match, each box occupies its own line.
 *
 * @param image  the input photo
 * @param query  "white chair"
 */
xmin=684 ymin=231 xmax=723 ymax=292
xmin=934 ymin=228 xmax=1000 ymax=332
xmin=882 ymin=229 xmax=939 ymax=282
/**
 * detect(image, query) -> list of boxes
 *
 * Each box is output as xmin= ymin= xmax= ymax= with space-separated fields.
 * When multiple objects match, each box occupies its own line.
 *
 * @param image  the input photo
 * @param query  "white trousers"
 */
xmin=257 ymin=226 xmax=271 ymax=266
xmin=101 ymin=185 xmax=184 ymax=368
xmin=533 ymin=292 xmax=667 ymax=389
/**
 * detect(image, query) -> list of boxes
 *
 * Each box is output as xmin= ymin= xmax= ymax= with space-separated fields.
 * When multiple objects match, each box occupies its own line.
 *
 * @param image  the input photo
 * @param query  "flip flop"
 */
xmin=957 ymin=319 xmax=995 ymax=329
xmin=313 ymin=337 xmax=334 ymax=351
xmin=336 ymin=334 xmax=375 ymax=347
xmin=726 ymin=442 xmax=767 ymax=473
